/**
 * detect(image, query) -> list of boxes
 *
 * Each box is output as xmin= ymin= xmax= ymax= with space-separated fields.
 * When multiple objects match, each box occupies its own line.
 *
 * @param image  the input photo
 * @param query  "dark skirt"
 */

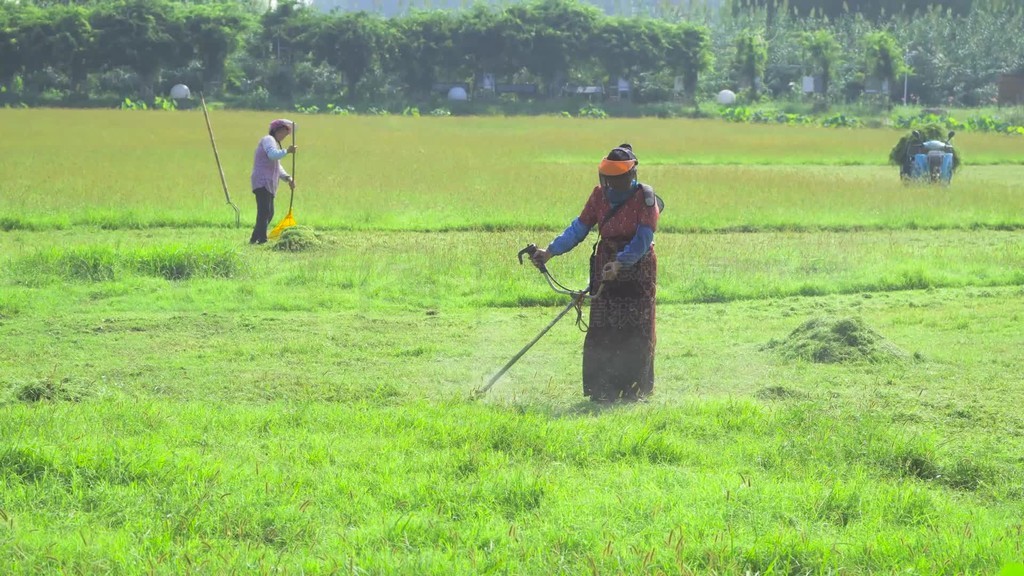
xmin=582 ymin=238 xmax=657 ymax=401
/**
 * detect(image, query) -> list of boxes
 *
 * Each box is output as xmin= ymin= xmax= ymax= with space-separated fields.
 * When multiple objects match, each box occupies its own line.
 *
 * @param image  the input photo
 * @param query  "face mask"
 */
xmin=601 ymin=172 xmax=636 ymax=191
xmin=604 ymin=183 xmax=635 ymax=205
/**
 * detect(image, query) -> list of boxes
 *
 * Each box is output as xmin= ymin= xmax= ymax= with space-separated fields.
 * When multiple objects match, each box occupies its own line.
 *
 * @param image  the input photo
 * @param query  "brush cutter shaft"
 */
xmin=478 ymin=293 xmax=585 ymax=394
xmin=475 ymin=242 xmax=605 ymax=395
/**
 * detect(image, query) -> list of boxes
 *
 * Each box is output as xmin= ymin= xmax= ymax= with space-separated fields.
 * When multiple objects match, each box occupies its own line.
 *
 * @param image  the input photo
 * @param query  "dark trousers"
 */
xmin=250 ymin=187 xmax=274 ymax=244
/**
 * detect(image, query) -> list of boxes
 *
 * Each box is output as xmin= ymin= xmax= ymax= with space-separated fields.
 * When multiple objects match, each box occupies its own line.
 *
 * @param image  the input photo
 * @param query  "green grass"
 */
xmin=10 ymin=244 xmax=242 ymax=281
xmin=2 ymin=397 xmax=1021 ymax=574
xmin=1 ymin=110 xmax=1023 ymax=574
xmin=2 ymin=110 xmax=1024 ymax=232
xmin=2 ymin=229 xmax=1021 ymax=308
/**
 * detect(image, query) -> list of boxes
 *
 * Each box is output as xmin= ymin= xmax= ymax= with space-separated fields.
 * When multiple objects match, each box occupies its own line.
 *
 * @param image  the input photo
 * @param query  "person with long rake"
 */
xmin=249 ymin=119 xmax=297 ymax=244
xmin=529 ymin=143 xmax=661 ymax=403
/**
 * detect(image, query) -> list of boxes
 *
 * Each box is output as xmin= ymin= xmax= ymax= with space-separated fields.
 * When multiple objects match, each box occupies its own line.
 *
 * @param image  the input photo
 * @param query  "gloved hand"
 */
xmin=530 ymin=248 xmax=552 ymax=271
xmin=601 ymin=260 xmax=622 ymax=282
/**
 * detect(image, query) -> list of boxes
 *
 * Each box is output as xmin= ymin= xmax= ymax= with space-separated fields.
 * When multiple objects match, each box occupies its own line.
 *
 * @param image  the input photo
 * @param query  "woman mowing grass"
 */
xmin=250 ymin=119 xmax=297 ymax=244
xmin=530 ymin=144 xmax=661 ymax=403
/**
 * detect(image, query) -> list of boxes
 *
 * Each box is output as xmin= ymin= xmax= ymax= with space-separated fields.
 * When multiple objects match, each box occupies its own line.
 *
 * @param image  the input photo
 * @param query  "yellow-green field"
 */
xmin=4 ymin=109 xmax=1024 ymax=232
xmin=1 ymin=109 xmax=1023 ymax=575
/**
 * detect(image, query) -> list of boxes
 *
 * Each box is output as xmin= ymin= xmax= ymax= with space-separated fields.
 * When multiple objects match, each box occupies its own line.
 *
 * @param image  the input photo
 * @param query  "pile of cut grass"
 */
xmin=888 ymin=123 xmax=962 ymax=171
xmin=272 ymin=226 xmax=325 ymax=252
xmin=11 ymin=377 xmax=88 ymax=403
xmin=764 ymin=315 xmax=910 ymax=364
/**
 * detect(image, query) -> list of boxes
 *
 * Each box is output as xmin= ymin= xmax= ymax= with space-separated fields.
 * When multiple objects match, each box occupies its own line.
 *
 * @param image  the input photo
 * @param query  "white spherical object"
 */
xmin=169 ymin=84 xmax=191 ymax=99
xmin=716 ymin=89 xmax=737 ymax=105
xmin=447 ymin=86 xmax=468 ymax=101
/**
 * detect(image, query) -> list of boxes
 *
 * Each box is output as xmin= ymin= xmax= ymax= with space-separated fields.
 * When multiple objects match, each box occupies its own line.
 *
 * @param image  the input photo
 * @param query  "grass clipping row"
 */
xmin=764 ymin=316 xmax=909 ymax=364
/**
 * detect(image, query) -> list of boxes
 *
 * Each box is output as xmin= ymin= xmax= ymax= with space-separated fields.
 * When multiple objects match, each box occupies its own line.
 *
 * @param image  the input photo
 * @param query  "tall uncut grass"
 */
xmin=11 ymin=244 xmax=242 ymax=281
xmin=2 ymin=229 xmax=1020 ymax=308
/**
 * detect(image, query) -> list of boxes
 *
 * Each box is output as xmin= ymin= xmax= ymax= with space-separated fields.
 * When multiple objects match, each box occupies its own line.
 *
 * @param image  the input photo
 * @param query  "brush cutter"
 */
xmin=269 ymin=123 xmax=298 ymax=239
xmin=473 ymin=244 xmax=605 ymax=397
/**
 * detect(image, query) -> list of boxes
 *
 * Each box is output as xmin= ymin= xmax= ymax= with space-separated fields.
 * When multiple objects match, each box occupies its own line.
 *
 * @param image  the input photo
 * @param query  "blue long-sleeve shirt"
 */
xmin=547 ymin=217 xmax=590 ymax=255
xmin=619 ymin=225 xmax=654 ymax=267
xmin=547 ymin=217 xmax=654 ymax=267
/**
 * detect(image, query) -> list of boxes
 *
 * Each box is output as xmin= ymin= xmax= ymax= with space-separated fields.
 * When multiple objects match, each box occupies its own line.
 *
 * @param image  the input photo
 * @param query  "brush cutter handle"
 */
xmin=518 ymin=243 xmax=548 ymax=273
xmin=518 ymin=242 xmax=607 ymax=299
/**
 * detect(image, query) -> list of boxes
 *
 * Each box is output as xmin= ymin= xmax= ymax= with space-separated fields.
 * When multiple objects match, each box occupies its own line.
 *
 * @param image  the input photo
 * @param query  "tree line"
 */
xmin=732 ymin=0 xmax=1018 ymax=19
xmin=1 ymin=0 xmax=1022 ymax=109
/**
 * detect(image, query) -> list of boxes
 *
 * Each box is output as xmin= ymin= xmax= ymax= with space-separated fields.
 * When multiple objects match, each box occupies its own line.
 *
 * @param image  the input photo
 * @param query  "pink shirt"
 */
xmin=251 ymin=135 xmax=290 ymax=196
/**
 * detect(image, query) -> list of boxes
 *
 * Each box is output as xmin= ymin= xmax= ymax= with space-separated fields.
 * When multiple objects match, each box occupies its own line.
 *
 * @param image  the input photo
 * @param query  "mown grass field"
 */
xmin=1 ymin=109 xmax=1024 ymax=575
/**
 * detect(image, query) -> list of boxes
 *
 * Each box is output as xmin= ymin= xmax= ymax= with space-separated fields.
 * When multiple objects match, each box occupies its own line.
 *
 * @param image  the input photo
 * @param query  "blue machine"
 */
xmin=902 ymin=130 xmax=956 ymax=185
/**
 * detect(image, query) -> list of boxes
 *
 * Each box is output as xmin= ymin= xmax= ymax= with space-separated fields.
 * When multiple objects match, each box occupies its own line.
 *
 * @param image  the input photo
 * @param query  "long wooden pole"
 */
xmin=199 ymin=92 xmax=240 ymax=227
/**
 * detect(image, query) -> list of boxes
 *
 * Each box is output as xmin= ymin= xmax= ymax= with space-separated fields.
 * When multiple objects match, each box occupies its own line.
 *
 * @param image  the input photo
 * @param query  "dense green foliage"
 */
xmin=732 ymin=0 xmax=978 ymax=18
xmin=1 ymin=0 xmax=1022 ymax=110
xmin=731 ymin=30 xmax=768 ymax=99
xmin=888 ymin=123 xmax=963 ymax=170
